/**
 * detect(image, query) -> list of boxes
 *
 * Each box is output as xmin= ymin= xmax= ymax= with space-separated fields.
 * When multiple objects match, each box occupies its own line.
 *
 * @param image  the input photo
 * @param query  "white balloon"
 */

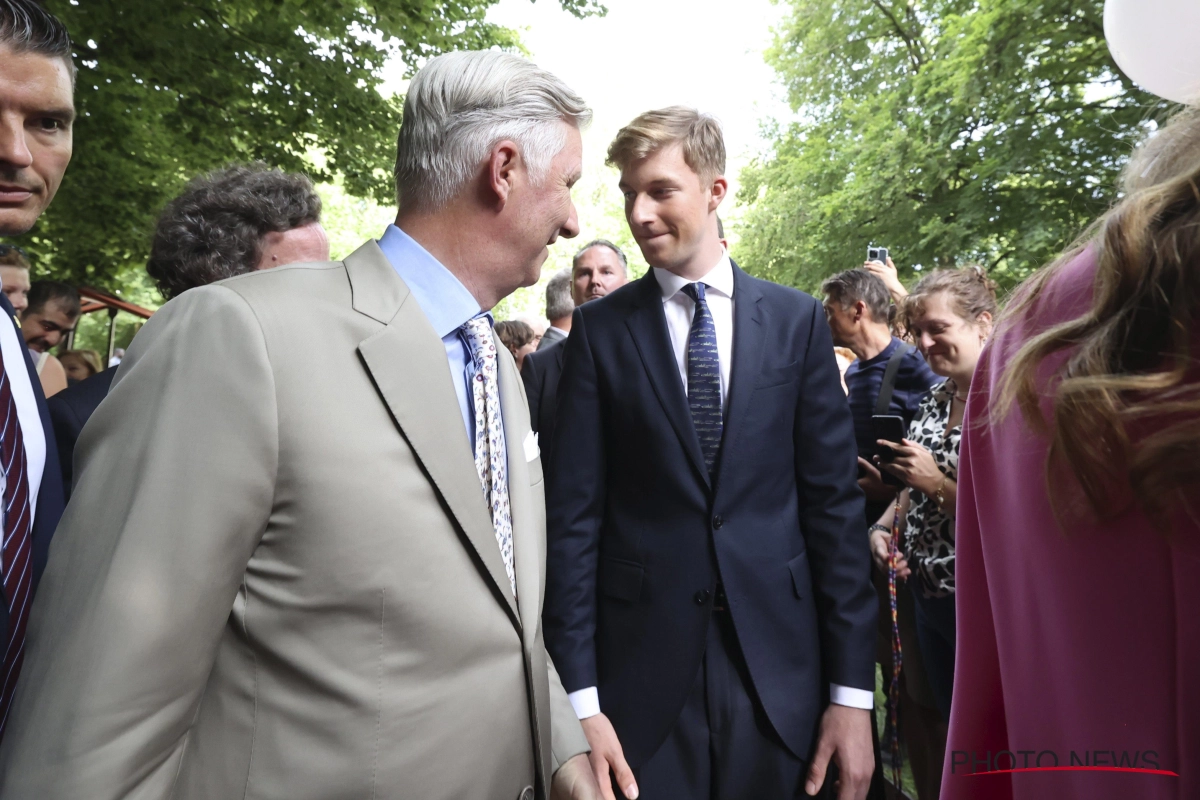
xmin=1105 ymin=0 xmax=1200 ymax=104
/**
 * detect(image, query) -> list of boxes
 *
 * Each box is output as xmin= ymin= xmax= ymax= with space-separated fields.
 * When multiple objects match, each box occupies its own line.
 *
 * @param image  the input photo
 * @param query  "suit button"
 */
xmin=518 ymin=787 xmax=534 ymax=800
xmin=713 ymin=515 xmax=724 ymax=530
xmin=694 ymin=589 xmax=711 ymax=605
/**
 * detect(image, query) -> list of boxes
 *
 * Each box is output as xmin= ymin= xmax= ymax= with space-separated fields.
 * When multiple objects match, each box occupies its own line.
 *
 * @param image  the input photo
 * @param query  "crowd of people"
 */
xmin=0 ymin=1 xmax=1195 ymax=799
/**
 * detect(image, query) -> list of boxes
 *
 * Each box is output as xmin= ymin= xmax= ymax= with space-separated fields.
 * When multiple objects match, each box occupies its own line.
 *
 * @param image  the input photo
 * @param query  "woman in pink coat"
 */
xmin=944 ymin=107 xmax=1200 ymax=800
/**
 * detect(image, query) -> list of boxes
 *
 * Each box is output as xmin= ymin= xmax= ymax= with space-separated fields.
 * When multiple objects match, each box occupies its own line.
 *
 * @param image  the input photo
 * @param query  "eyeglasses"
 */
xmin=0 ymin=244 xmax=29 ymax=258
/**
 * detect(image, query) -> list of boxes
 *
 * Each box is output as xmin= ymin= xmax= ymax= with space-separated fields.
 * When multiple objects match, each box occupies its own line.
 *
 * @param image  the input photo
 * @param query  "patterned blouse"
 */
xmin=904 ymin=380 xmax=961 ymax=598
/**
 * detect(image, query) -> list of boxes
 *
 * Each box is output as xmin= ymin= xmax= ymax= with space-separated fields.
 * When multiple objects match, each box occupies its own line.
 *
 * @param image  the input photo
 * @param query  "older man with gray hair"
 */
xmin=540 ymin=267 xmax=575 ymax=350
xmin=0 ymin=51 xmax=601 ymax=800
xmin=523 ymin=240 xmax=627 ymax=464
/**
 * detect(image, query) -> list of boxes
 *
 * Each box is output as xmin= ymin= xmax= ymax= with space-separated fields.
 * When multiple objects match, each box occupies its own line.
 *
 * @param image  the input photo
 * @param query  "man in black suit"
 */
xmin=48 ymin=164 xmax=328 ymax=499
xmin=0 ymin=0 xmax=73 ymax=739
xmin=543 ymin=107 xmax=876 ymax=800
xmin=520 ymin=239 xmax=627 ymax=462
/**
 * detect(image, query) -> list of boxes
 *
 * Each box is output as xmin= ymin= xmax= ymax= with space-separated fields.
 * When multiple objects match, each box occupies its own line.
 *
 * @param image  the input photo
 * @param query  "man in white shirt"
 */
xmin=543 ymin=107 xmax=876 ymax=800
xmin=0 ymin=0 xmax=72 ymax=741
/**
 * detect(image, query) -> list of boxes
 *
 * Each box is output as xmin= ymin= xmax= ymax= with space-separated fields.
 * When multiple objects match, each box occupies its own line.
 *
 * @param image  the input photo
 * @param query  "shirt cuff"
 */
xmin=568 ymin=686 xmax=601 ymax=720
xmin=830 ymin=683 xmax=874 ymax=710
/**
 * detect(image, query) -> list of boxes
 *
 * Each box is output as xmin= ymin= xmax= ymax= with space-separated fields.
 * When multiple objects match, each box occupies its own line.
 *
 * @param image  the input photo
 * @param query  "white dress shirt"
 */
xmin=0 ymin=314 xmax=45 ymax=571
xmin=567 ymin=250 xmax=872 ymax=718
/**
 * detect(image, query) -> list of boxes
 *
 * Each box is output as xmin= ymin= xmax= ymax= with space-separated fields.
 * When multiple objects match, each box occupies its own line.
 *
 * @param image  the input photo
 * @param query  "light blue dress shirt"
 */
xmin=377 ymin=224 xmax=485 ymax=444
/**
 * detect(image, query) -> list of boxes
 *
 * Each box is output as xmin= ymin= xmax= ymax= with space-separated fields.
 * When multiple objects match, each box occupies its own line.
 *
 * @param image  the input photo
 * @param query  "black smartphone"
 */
xmin=867 ymin=246 xmax=889 ymax=264
xmin=872 ymin=414 xmax=907 ymax=487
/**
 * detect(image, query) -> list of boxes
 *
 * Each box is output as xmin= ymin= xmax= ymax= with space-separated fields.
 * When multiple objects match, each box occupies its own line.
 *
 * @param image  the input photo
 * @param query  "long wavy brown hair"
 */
xmin=995 ymin=107 xmax=1200 ymax=528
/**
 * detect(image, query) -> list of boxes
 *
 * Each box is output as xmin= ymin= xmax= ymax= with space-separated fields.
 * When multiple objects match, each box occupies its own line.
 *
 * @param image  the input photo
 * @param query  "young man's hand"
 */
xmin=551 ymin=753 xmax=605 ymax=800
xmin=580 ymin=713 xmax=639 ymax=800
xmin=805 ymin=705 xmax=874 ymax=800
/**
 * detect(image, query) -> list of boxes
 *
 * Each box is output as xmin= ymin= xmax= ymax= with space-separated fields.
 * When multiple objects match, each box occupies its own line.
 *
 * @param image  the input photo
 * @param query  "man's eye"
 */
xmin=37 ymin=118 xmax=63 ymax=131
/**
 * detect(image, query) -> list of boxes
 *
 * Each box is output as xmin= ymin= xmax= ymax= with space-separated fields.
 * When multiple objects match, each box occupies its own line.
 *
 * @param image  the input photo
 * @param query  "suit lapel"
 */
xmin=349 ymin=241 xmax=520 ymax=627
xmin=624 ymin=273 xmax=710 ymax=487
xmin=715 ymin=263 xmax=765 ymax=487
xmin=496 ymin=343 xmax=542 ymax=639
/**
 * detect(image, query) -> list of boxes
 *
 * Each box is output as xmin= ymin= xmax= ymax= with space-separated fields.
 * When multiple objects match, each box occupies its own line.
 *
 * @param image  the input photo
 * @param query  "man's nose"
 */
xmin=560 ymin=202 xmax=580 ymax=240
xmin=0 ymin=115 xmax=34 ymax=171
xmin=629 ymin=195 xmax=654 ymax=227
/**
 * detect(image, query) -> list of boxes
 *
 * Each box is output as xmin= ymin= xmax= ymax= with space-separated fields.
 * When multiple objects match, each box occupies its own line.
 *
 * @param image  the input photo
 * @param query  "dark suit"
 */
xmin=520 ymin=339 xmax=565 ymax=461
xmin=47 ymin=367 xmax=117 ymax=501
xmin=537 ymin=326 xmax=567 ymax=351
xmin=0 ymin=293 xmax=65 ymax=655
xmin=544 ymin=264 xmax=875 ymax=791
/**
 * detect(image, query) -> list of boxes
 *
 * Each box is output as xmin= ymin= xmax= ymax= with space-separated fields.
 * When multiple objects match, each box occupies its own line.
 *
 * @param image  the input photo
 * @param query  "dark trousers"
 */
xmin=635 ymin=608 xmax=821 ymax=800
xmin=909 ymin=585 xmax=956 ymax=721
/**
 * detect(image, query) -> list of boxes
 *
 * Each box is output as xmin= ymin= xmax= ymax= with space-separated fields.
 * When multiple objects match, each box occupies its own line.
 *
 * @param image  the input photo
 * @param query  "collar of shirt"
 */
xmin=651 ymin=249 xmax=735 ymax=303
xmin=378 ymin=224 xmax=483 ymax=338
xmin=377 ymin=224 xmax=487 ymax=444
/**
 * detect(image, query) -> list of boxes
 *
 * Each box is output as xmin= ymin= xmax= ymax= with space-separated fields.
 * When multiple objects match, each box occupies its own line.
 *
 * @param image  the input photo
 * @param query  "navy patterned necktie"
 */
xmin=681 ymin=282 xmax=723 ymax=475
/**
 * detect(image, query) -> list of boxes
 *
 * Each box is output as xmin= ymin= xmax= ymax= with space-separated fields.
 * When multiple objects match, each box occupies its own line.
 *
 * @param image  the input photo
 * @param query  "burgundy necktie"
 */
xmin=0 ymin=363 xmax=33 ymax=738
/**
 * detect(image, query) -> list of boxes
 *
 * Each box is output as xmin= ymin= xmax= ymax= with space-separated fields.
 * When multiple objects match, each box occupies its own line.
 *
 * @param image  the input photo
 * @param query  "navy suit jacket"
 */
xmin=520 ymin=338 xmax=565 ymax=461
xmin=543 ymin=263 xmax=876 ymax=766
xmin=0 ymin=293 xmax=65 ymax=647
xmin=47 ymin=367 xmax=117 ymax=501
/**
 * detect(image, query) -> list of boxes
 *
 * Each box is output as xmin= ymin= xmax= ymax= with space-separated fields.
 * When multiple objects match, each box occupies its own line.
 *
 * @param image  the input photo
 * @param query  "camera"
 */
xmin=867 ymin=246 xmax=889 ymax=264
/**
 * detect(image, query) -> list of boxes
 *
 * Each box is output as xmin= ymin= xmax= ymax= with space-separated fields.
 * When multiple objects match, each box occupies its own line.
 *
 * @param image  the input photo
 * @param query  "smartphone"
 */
xmin=867 ymin=246 xmax=889 ymax=264
xmin=872 ymin=414 xmax=907 ymax=487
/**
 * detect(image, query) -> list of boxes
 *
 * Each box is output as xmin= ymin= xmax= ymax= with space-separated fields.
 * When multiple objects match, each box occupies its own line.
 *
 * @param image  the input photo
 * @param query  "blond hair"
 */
xmin=606 ymin=106 xmax=726 ymax=181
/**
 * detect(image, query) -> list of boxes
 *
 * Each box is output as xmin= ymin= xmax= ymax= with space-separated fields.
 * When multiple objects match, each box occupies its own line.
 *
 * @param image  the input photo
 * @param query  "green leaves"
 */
xmin=14 ymin=0 xmax=599 ymax=293
xmin=737 ymin=0 xmax=1172 ymax=295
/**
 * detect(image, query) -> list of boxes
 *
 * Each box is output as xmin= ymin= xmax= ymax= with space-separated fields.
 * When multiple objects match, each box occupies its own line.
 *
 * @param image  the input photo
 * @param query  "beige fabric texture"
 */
xmin=0 ymin=241 xmax=588 ymax=800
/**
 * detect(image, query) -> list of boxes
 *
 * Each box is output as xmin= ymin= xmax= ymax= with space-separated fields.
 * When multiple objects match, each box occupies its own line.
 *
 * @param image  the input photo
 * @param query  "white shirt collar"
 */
xmin=652 ymin=249 xmax=734 ymax=302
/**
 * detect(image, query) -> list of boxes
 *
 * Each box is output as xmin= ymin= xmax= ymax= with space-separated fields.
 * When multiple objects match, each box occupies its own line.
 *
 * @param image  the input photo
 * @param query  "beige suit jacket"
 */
xmin=0 ymin=241 xmax=588 ymax=799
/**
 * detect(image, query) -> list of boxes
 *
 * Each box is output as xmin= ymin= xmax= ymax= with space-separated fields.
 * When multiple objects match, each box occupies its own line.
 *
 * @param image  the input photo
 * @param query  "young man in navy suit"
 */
xmin=543 ymin=107 xmax=876 ymax=800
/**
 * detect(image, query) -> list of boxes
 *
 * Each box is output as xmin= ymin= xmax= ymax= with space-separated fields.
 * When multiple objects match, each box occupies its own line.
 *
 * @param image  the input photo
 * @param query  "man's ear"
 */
xmin=708 ymin=175 xmax=729 ymax=211
xmin=853 ymin=299 xmax=868 ymax=323
xmin=487 ymin=140 xmax=521 ymax=209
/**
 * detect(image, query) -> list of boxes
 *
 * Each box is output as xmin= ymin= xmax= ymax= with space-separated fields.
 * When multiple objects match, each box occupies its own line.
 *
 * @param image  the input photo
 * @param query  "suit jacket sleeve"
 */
xmin=0 ymin=286 xmax=278 ymax=798
xmin=542 ymin=308 xmax=604 ymax=693
xmin=792 ymin=299 xmax=876 ymax=692
xmin=46 ymin=394 xmax=83 ymax=500
xmin=547 ymin=647 xmax=590 ymax=771
xmin=521 ymin=350 xmax=543 ymax=434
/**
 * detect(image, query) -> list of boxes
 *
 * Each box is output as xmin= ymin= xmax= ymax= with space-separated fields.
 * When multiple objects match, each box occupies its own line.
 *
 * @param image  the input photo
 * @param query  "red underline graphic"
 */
xmin=966 ymin=767 xmax=1179 ymax=777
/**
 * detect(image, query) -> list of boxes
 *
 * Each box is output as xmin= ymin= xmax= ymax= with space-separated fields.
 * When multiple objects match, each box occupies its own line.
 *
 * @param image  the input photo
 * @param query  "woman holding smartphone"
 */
xmin=867 ymin=268 xmax=997 ymax=731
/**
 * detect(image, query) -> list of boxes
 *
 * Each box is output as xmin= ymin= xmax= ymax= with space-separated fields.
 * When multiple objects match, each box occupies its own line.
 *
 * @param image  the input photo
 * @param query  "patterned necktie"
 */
xmin=0 ymin=362 xmax=32 ymax=738
xmin=461 ymin=317 xmax=516 ymax=595
xmin=681 ymin=282 xmax=723 ymax=476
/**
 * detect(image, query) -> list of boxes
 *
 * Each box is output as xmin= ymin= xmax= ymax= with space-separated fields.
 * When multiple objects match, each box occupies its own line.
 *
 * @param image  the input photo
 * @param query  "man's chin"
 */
xmin=0 ymin=208 xmax=40 ymax=238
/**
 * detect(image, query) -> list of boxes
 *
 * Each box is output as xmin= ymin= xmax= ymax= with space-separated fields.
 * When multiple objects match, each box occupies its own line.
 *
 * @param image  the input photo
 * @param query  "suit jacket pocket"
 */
xmin=599 ymin=557 xmax=644 ymax=603
xmin=755 ymin=361 xmax=799 ymax=390
xmin=787 ymin=551 xmax=812 ymax=600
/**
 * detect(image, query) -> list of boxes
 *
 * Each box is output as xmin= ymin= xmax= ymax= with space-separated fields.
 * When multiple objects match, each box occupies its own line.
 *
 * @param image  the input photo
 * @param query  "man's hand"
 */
xmin=805 ymin=705 xmax=874 ymax=800
xmin=862 ymin=257 xmax=907 ymax=303
xmin=551 ymin=753 xmax=605 ymax=800
xmin=856 ymin=457 xmax=898 ymax=504
xmin=580 ymin=713 xmax=638 ymax=800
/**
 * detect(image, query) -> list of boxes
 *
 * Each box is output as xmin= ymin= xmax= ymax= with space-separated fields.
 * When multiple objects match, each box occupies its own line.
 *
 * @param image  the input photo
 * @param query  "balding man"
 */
xmin=521 ymin=239 xmax=628 ymax=464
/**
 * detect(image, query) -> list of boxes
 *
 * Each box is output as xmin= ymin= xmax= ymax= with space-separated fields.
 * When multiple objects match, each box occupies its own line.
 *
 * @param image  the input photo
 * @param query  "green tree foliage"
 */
xmin=13 ymin=0 xmax=601 ymax=292
xmin=736 ymin=0 xmax=1170 ymax=293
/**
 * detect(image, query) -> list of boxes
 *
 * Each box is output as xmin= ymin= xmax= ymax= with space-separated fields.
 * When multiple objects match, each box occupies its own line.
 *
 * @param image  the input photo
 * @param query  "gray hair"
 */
xmin=395 ymin=50 xmax=591 ymax=213
xmin=545 ymin=268 xmax=574 ymax=322
xmin=0 ymin=0 xmax=75 ymax=81
xmin=821 ymin=268 xmax=891 ymax=324
xmin=572 ymin=239 xmax=627 ymax=274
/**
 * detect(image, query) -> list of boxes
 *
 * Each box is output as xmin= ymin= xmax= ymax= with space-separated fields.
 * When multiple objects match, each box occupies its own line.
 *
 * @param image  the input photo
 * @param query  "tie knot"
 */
xmin=461 ymin=316 xmax=495 ymax=363
xmin=681 ymin=282 xmax=707 ymax=304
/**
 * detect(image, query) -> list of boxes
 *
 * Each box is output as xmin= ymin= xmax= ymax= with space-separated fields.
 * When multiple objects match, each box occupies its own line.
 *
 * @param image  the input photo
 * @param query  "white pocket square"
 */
xmin=523 ymin=431 xmax=540 ymax=462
